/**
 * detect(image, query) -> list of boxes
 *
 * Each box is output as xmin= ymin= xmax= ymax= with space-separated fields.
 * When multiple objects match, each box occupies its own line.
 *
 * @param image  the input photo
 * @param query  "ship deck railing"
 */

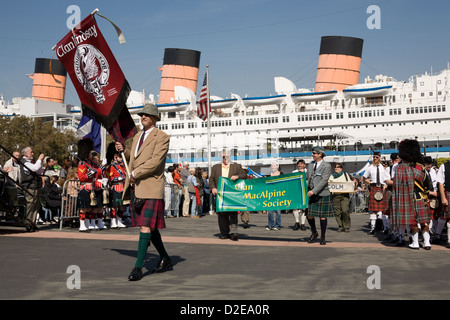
xmin=166 ymin=147 xmax=450 ymax=164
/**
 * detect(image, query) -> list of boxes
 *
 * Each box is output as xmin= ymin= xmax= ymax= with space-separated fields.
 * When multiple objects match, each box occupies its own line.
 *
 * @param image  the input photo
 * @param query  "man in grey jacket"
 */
xmin=306 ymin=146 xmax=334 ymax=245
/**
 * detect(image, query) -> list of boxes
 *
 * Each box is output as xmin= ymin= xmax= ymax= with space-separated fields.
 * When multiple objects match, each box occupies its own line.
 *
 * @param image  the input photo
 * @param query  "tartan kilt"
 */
xmin=78 ymin=189 xmax=91 ymax=209
xmin=307 ymin=195 xmax=334 ymax=218
xmin=414 ymin=199 xmax=431 ymax=224
xmin=368 ymin=186 xmax=384 ymax=212
xmin=439 ymin=191 xmax=450 ymax=219
xmin=130 ymin=193 xmax=165 ymax=229
xmin=109 ymin=189 xmax=123 ymax=208
xmin=78 ymin=189 xmax=103 ymax=209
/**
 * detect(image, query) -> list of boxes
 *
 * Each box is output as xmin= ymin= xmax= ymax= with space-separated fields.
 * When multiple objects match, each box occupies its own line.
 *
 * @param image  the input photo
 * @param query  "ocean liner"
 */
xmin=135 ymin=37 xmax=450 ymax=173
xmin=1 ymin=36 xmax=449 ymax=174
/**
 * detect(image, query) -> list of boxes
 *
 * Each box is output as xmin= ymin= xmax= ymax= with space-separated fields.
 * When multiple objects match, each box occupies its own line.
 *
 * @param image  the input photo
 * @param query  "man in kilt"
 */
xmin=306 ymin=146 xmax=334 ymax=245
xmin=423 ymin=157 xmax=439 ymax=234
xmin=391 ymin=139 xmax=434 ymax=249
xmin=116 ymin=103 xmax=172 ymax=281
xmin=435 ymin=159 xmax=450 ymax=248
xmin=105 ymin=142 xmax=127 ymax=229
xmin=363 ymin=152 xmax=388 ymax=235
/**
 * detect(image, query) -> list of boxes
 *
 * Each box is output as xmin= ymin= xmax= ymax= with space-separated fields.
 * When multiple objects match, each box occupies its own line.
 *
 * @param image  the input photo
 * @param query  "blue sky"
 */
xmin=1 ymin=0 xmax=450 ymax=106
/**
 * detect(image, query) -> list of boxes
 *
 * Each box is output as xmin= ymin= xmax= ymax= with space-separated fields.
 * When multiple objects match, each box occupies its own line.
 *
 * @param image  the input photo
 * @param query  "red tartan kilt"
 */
xmin=440 ymin=191 xmax=450 ymax=220
xmin=130 ymin=197 xmax=166 ymax=229
xmin=368 ymin=186 xmax=384 ymax=212
xmin=414 ymin=199 xmax=431 ymax=224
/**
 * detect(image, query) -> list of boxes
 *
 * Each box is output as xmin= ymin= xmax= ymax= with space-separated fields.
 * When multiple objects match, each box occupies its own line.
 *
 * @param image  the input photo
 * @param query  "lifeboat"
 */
xmin=291 ymin=90 xmax=337 ymax=103
xmin=242 ymin=94 xmax=286 ymax=107
xmin=210 ymin=98 xmax=237 ymax=109
xmin=343 ymin=85 xmax=392 ymax=98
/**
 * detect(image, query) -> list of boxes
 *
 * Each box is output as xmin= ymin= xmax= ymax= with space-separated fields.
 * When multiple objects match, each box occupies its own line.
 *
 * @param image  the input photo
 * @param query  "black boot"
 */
xmin=320 ymin=219 xmax=328 ymax=245
xmin=307 ymin=218 xmax=318 ymax=243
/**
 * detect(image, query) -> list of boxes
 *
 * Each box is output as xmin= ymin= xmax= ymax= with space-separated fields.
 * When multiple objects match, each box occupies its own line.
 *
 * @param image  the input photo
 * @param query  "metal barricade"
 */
xmin=165 ymin=182 xmax=181 ymax=217
xmin=59 ymin=179 xmax=80 ymax=229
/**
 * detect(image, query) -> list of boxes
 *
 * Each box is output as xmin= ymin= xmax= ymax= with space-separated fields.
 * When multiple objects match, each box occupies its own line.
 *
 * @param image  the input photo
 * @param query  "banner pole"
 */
xmin=121 ymin=151 xmax=131 ymax=178
xmin=206 ymin=66 xmax=213 ymax=214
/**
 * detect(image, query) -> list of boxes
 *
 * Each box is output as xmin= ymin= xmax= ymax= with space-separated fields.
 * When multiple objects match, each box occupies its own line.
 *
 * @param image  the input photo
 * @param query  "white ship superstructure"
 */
xmin=143 ymin=66 xmax=450 ymax=173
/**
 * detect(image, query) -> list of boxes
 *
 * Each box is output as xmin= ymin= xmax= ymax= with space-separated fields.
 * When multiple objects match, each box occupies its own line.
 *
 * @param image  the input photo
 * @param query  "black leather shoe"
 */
xmin=308 ymin=231 xmax=318 ymax=243
xmin=320 ymin=237 xmax=326 ymax=245
xmin=293 ymin=223 xmax=300 ymax=230
xmin=153 ymin=258 xmax=173 ymax=273
xmin=128 ymin=267 xmax=143 ymax=281
xmin=219 ymin=234 xmax=229 ymax=239
xmin=231 ymin=233 xmax=239 ymax=241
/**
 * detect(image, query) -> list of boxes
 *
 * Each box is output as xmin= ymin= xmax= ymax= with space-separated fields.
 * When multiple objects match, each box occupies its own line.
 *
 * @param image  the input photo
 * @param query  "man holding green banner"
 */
xmin=210 ymin=150 xmax=248 ymax=241
xmin=216 ymin=171 xmax=308 ymax=212
xmin=214 ymin=154 xmax=309 ymax=239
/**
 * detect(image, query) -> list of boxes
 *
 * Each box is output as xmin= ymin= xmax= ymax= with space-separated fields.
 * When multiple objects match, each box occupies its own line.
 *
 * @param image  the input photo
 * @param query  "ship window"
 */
xmin=430 ymin=92 xmax=433 ymax=96
xmin=443 ymin=106 xmax=446 ymax=112
xmin=421 ymin=93 xmax=425 ymax=97
xmin=406 ymin=108 xmax=410 ymax=114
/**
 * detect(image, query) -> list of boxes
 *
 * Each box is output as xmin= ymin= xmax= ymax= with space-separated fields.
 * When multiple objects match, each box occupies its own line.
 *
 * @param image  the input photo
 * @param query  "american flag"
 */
xmin=197 ymin=72 xmax=209 ymax=121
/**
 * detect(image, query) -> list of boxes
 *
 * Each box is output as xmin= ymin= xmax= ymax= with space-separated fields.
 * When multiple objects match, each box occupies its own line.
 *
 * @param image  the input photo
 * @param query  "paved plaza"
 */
xmin=1 ymin=212 xmax=449 ymax=304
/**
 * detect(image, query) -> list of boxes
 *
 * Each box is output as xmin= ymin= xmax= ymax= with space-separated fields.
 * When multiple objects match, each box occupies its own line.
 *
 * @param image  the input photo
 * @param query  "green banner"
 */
xmin=216 ymin=172 xmax=308 ymax=212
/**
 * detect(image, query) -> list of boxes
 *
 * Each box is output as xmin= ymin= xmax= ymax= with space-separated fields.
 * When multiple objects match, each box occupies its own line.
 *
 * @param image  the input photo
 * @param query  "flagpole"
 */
xmin=206 ymin=65 xmax=213 ymax=214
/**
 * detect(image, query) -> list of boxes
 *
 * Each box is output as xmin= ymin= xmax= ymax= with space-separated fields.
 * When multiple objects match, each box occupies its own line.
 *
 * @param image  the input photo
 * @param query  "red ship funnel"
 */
xmin=315 ymin=36 xmax=363 ymax=92
xmin=30 ymin=58 xmax=67 ymax=103
xmin=158 ymin=48 xmax=201 ymax=104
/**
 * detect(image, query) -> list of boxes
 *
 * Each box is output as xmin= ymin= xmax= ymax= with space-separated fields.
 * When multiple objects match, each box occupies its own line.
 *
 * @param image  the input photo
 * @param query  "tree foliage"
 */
xmin=436 ymin=158 xmax=450 ymax=168
xmin=0 ymin=115 xmax=78 ymax=164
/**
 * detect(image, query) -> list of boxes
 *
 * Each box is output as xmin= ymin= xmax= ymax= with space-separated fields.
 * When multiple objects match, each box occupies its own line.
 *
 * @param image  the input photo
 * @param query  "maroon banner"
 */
xmin=55 ymin=13 xmax=136 ymax=142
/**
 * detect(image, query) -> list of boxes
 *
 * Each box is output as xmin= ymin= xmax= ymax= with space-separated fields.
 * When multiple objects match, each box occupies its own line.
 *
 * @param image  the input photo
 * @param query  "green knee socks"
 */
xmin=135 ymin=232 xmax=151 ymax=268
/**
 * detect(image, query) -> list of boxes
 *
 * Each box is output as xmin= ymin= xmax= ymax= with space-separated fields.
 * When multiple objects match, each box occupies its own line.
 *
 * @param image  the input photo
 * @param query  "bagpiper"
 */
xmin=391 ymin=139 xmax=434 ymax=250
xmin=105 ymin=142 xmax=127 ymax=229
xmin=363 ymin=151 xmax=388 ymax=234
xmin=434 ymin=158 xmax=450 ymax=248
xmin=77 ymin=138 xmax=107 ymax=232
